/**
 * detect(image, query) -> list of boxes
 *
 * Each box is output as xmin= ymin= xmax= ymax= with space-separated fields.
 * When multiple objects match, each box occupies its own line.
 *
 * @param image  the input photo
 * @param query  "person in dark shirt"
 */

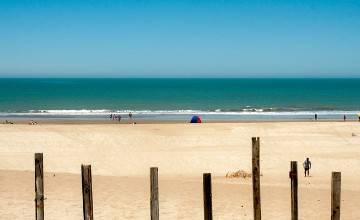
xmin=303 ymin=158 xmax=312 ymax=177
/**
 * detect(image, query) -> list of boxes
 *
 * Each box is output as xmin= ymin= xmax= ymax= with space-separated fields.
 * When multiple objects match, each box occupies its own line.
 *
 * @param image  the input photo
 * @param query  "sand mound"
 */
xmin=226 ymin=170 xmax=252 ymax=179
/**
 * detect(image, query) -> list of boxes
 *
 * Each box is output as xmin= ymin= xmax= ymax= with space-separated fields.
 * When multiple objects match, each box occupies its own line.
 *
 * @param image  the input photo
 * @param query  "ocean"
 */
xmin=0 ymin=78 xmax=359 ymax=121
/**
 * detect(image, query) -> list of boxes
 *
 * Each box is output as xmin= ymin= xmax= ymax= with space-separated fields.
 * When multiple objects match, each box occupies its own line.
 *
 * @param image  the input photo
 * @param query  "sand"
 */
xmin=1 ymin=122 xmax=360 ymax=219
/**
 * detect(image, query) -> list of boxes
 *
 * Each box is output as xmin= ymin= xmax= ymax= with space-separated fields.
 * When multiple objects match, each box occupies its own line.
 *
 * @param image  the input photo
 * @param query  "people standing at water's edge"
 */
xmin=129 ymin=112 xmax=133 ymax=122
xmin=29 ymin=120 xmax=38 ymax=125
xmin=128 ymin=112 xmax=136 ymax=124
xmin=343 ymin=115 xmax=346 ymax=121
xmin=303 ymin=158 xmax=312 ymax=177
xmin=314 ymin=114 xmax=318 ymax=121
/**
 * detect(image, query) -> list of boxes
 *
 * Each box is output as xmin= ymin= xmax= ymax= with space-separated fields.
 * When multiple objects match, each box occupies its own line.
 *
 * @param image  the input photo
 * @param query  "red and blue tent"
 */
xmin=190 ymin=115 xmax=202 ymax=123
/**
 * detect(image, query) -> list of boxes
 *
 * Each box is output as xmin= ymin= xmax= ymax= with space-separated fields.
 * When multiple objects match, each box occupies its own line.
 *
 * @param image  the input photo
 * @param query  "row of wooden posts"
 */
xmin=34 ymin=137 xmax=341 ymax=220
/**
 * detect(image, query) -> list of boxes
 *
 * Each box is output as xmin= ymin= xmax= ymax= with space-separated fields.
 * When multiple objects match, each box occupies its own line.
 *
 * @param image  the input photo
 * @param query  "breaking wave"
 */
xmin=0 ymin=109 xmax=359 ymax=116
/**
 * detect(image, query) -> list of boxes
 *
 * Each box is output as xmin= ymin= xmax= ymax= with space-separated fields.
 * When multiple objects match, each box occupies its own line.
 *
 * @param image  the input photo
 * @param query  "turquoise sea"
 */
xmin=0 ymin=78 xmax=359 ymax=121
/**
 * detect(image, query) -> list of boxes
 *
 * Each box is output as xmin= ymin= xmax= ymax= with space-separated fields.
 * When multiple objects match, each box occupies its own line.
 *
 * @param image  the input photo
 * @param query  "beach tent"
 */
xmin=190 ymin=115 xmax=202 ymax=123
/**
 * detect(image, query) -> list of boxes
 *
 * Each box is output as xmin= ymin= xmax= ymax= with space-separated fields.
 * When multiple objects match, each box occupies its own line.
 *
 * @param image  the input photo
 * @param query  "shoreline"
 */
xmin=1 ymin=118 xmax=359 ymax=124
xmin=2 ymin=110 xmax=359 ymax=124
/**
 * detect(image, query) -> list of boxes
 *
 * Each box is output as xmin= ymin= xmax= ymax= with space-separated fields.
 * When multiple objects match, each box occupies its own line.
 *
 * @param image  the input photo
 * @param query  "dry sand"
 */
xmin=1 ymin=122 xmax=360 ymax=219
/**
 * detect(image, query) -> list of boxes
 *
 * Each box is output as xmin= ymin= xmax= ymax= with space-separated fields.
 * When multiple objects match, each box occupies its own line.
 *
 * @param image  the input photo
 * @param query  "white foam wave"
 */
xmin=0 ymin=109 xmax=359 ymax=116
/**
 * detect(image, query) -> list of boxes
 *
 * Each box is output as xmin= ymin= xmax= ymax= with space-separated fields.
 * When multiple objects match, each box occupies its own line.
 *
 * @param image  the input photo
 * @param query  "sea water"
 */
xmin=0 ymin=78 xmax=359 ymax=121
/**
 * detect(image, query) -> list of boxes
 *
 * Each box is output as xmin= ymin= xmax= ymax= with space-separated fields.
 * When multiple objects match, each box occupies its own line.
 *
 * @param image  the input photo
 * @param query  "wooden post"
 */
xmin=252 ymin=137 xmax=261 ymax=220
xmin=35 ymin=153 xmax=44 ymax=220
xmin=150 ymin=167 xmax=159 ymax=220
xmin=203 ymin=173 xmax=213 ymax=220
xmin=289 ymin=161 xmax=298 ymax=220
xmin=331 ymin=172 xmax=341 ymax=220
xmin=81 ymin=165 xmax=93 ymax=220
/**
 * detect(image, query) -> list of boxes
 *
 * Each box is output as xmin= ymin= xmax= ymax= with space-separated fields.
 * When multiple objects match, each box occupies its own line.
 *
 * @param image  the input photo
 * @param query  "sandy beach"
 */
xmin=1 ymin=122 xmax=360 ymax=219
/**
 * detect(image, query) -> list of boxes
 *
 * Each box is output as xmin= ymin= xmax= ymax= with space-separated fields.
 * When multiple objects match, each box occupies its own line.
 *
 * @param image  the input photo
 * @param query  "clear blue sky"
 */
xmin=0 ymin=0 xmax=360 ymax=77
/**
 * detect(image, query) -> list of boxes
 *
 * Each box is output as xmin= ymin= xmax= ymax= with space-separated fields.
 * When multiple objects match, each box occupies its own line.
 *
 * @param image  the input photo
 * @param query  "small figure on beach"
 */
xmin=303 ymin=157 xmax=312 ymax=177
xmin=29 ymin=120 xmax=38 ymax=125
xmin=109 ymin=114 xmax=113 ymax=120
xmin=118 ymin=115 xmax=121 ymax=122
xmin=343 ymin=115 xmax=346 ymax=121
xmin=129 ymin=112 xmax=133 ymax=119
xmin=314 ymin=114 xmax=318 ymax=121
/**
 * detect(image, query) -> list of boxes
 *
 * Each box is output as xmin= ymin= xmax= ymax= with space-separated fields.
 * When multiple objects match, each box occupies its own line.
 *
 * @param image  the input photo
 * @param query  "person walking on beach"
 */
xmin=314 ymin=114 xmax=318 ymax=121
xmin=303 ymin=157 xmax=312 ymax=177
xmin=343 ymin=115 xmax=346 ymax=121
xmin=118 ymin=115 xmax=121 ymax=122
xmin=129 ymin=112 xmax=133 ymax=119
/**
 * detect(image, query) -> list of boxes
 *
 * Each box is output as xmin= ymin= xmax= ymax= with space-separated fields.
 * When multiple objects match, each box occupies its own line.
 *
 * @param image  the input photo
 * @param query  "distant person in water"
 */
xmin=110 ymin=114 xmax=113 ymax=120
xmin=129 ymin=112 xmax=133 ymax=119
xmin=118 ymin=115 xmax=121 ymax=122
xmin=343 ymin=115 xmax=346 ymax=121
xmin=315 ymin=114 xmax=318 ymax=121
xmin=303 ymin=158 xmax=312 ymax=177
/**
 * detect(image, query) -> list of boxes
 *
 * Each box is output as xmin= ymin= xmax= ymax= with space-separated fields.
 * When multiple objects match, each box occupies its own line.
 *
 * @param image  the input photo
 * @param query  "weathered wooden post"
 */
xmin=289 ymin=161 xmax=298 ymax=220
xmin=331 ymin=172 xmax=341 ymax=220
xmin=81 ymin=165 xmax=93 ymax=220
xmin=35 ymin=153 xmax=44 ymax=220
xmin=150 ymin=167 xmax=159 ymax=220
xmin=252 ymin=137 xmax=261 ymax=220
xmin=203 ymin=173 xmax=213 ymax=220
